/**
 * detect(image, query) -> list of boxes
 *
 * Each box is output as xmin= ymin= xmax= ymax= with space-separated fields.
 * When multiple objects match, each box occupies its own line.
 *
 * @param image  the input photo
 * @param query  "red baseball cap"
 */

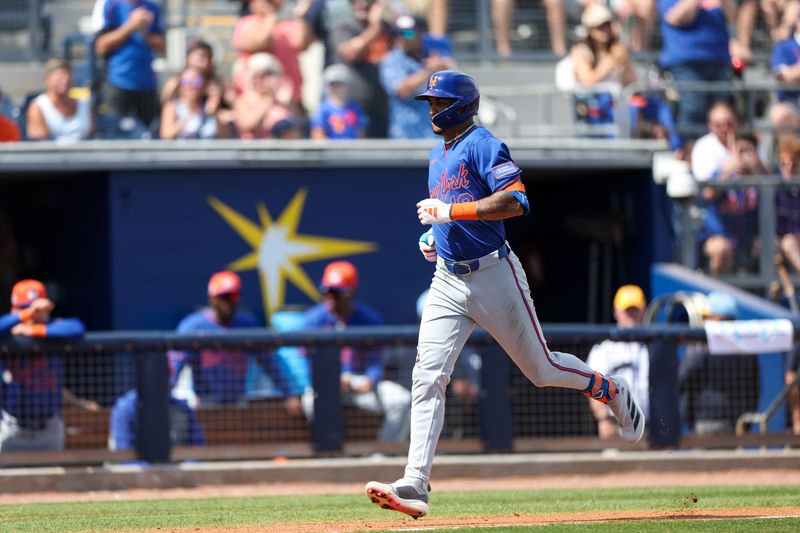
xmin=208 ymin=271 xmax=241 ymax=299
xmin=11 ymin=279 xmax=47 ymax=309
xmin=320 ymin=261 xmax=359 ymax=291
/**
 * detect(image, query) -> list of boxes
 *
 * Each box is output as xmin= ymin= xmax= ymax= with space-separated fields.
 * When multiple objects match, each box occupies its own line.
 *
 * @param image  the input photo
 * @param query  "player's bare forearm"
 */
xmin=475 ymin=191 xmax=524 ymax=220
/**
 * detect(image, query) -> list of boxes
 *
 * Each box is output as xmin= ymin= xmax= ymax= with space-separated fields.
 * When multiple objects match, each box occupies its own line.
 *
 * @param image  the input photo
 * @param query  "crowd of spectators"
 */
xmin=0 ymin=0 xmax=798 ymax=146
xmin=0 ymin=0 xmax=463 ymax=142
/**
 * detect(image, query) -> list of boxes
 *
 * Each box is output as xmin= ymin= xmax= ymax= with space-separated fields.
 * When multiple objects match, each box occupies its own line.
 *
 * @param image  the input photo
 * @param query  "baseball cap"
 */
xmin=208 ymin=271 xmax=241 ymax=299
xmin=613 ymin=285 xmax=646 ymax=311
xmin=394 ymin=14 xmax=426 ymax=39
xmin=11 ymin=279 xmax=47 ymax=309
xmin=323 ymin=64 xmax=351 ymax=85
xmin=706 ymin=291 xmax=738 ymax=319
xmin=581 ymin=4 xmax=613 ymax=29
xmin=320 ymin=261 xmax=359 ymax=291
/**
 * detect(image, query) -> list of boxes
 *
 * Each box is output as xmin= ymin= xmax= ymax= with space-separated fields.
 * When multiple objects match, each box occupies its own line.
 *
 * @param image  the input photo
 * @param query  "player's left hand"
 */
xmin=417 ymin=198 xmax=452 ymax=225
xmin=419 ymin=230 xmax=437 ymax=262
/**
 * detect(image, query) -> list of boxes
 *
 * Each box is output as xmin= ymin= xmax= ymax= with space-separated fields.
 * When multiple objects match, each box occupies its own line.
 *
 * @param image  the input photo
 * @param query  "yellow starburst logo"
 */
xmin=208 ymin=188 xmax=377 ymax=324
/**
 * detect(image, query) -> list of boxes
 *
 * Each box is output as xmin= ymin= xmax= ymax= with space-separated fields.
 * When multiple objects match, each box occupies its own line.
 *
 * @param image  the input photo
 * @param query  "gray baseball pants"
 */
xmin=404 ymin=246 xmax=597 ymax=484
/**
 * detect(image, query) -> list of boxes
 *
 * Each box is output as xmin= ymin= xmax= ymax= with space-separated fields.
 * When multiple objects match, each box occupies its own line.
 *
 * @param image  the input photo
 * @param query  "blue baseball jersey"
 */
xmin=311 ymin=98 xmax=365 ymax=139
xmin=428 ymin=127 xmax=526 ymax=262
xmin=303 ymin=302 xmax=384 ymax=384
xmin=0 ymin=313 xmax=85 ymax=423
xmin=169 ymin=309 xmax=287 ymax=404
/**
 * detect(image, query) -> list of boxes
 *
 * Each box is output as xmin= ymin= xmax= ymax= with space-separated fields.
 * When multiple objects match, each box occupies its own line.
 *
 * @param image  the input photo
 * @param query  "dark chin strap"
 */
xmin=432 ymin=112 xmax=454 ymax=130
xmin=432 ymin=105 xmax=467 ymax=130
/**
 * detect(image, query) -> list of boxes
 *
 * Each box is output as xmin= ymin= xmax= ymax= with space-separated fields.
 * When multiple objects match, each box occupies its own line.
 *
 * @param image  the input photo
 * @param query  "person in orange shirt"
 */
xmin=0 ymin=90 xmax=20 ymax=142
xmin=0 ymin=91 xmax=22 ymax=142
xmin=0 ymin=115 xmax=20 ymax=142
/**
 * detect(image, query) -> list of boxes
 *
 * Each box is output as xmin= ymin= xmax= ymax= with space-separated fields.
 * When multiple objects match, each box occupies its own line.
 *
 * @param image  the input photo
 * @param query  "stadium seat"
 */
xmin=0 ymin=91 xmax=15 ymax=119
xmin=95 ymin=114 xmax=152 ymax=140
xmin=0 ymin=0 xmax=51 ymax=60
xmin=14 ymin=92 xmax=41 ymax=141
xmin=62 ymin=32 xmax=101 ymax=99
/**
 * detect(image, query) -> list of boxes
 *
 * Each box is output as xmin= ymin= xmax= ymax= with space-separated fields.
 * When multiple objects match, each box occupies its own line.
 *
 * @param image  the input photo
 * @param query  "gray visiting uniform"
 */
xmin=404 ymin=247 xmax=601 ymax=483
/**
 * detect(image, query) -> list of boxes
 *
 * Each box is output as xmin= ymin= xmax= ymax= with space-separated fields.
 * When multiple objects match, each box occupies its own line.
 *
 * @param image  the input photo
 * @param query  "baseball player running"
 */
xmin=365 ymin=70 xmax=645 ymax=519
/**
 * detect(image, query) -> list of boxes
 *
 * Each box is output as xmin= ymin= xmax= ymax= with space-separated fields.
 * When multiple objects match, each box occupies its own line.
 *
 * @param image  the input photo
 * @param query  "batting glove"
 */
xmin=418 ymin=229 xmax=437 ymax=262
xmin=417 ymin=198 xmax=452 ymax=225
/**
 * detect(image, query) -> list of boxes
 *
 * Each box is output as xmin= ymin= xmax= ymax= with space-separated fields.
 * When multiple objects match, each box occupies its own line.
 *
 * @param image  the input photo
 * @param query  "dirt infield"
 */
xmin=118 ymin=508 xmax=800 ymax=533
xmin=3 ymin=469 xmax=799 ymax=532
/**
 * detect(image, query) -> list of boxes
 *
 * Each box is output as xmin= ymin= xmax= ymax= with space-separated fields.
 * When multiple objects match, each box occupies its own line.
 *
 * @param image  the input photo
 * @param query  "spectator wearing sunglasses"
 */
xmin=159 ymin=67 xmax=223 ymax=139
xmin=160 ymin=39 xmax=227 ymax=116
xmin=379 ymin=14 xmax=454 ymax=139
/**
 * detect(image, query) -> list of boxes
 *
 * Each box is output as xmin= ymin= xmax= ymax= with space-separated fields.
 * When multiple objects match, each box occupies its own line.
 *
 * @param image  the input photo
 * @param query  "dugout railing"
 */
xmin=1 ymin=322 xmax=799 ymax=467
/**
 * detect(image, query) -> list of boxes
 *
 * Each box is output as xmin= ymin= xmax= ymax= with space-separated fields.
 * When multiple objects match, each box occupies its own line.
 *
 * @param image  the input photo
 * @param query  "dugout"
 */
xmin=0 ymin=138 xmax=666 ymax=334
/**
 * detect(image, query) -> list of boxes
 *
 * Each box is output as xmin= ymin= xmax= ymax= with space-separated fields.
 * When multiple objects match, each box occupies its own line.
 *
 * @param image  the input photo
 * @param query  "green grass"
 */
xmin=378 ymin=520 xmax=800 ymax=533
xmin=0 ymin=485 xmax=797 ymax=532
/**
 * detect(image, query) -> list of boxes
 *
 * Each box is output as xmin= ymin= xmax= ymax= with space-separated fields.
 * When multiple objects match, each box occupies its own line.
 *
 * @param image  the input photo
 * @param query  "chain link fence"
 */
xmin=1 ymin=323 xmax=797 ymax=466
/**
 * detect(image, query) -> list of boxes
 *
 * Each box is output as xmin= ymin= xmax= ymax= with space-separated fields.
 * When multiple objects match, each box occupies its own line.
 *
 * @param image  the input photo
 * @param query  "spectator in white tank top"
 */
xmin=26 ymin=58 xmax=93 ymax=141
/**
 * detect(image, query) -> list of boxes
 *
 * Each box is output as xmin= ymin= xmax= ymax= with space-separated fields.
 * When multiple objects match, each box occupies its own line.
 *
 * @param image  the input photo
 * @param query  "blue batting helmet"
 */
xmin=415 ymin=70 xmax=480 ymax=130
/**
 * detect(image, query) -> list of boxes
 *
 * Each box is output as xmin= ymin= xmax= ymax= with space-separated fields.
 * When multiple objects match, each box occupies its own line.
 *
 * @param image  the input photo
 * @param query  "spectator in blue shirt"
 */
xmin=301 ymin=261 xmax=411 ymax=442
xmin=94 ymin=0 xmax=165 ymax=129
xmin=771 ymin=14 xmax=800 ymax=103
xmin=0 ymin=280 xmax=91 ymax=452
xmin=311 ymin=64 xmax=365 ymax=140
xmin=658 ymin=0 xmax=733 ymax=138
xmin=379 ymin=15 xmax=454 ymax=140
xmin=168 ymin=271 xmax=303 ymax=414
xmin=109 ymin=389 xmax=205 ymax=451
